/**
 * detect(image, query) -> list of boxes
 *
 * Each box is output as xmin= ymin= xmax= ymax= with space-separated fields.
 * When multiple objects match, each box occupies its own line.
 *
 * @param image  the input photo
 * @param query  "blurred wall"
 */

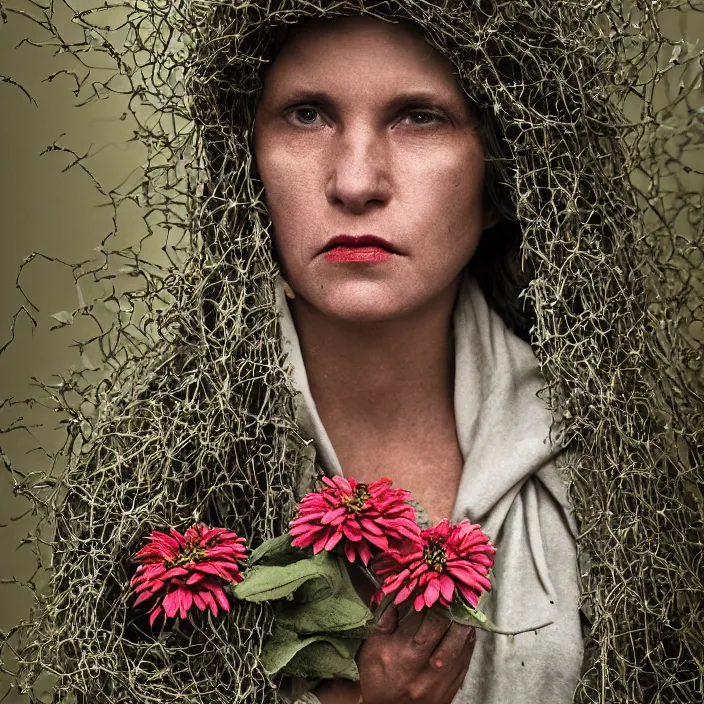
xmin=1 ymin=2 xmax=150 ymax=699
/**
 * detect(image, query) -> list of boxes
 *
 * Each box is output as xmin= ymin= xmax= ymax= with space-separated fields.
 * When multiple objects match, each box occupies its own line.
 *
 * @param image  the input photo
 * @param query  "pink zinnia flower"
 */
xmin=289 ymin=476 xmax=421 ymax=566
xmin=130 ymin=523 xmax=247 ymax=626
xmin=371 ymin=519 xmax=495 ymax=611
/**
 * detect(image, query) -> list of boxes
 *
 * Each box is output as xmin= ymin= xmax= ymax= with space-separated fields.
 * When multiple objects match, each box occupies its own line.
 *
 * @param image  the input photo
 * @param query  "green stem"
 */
xmin=478 ymin=620 xmax=554 ymax=636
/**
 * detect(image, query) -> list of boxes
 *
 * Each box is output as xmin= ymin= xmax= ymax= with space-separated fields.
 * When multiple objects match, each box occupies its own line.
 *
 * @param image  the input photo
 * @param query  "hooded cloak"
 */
xmin=1 ymin=2 xmax=701 ymax=704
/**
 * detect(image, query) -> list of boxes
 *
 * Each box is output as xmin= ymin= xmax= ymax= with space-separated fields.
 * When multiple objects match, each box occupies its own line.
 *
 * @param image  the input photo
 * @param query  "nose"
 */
xmin=325 ymin=124 xmax=391 ymax=215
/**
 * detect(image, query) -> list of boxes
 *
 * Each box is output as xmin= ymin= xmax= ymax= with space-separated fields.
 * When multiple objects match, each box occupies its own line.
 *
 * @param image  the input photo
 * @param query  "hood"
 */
xmin=2 ymin=2 xmax=701 ymax=704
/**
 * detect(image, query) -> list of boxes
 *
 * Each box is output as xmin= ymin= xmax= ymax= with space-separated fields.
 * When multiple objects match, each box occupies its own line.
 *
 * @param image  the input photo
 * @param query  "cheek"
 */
xmin=447 ymin=147 xmax=485 ymax=214
xmin=405 ymin=145 xmax=486 ymax=254
xmin=258 ymin=148 xmax=317 ymax=230
xmin=256 ymin=147 xmax=324 ymax=272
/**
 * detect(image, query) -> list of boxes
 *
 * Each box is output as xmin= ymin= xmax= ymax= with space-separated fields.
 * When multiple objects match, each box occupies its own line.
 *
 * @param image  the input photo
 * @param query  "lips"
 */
xmin=325 ymin=246 xmax=392 ymax=263
xmin=321 ymin=234 xmax=399 ymax=254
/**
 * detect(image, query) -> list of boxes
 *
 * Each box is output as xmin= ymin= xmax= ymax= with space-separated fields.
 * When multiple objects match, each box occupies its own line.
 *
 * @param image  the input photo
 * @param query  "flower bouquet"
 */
xmin=129 ymin=475 xmax=550 ymax=684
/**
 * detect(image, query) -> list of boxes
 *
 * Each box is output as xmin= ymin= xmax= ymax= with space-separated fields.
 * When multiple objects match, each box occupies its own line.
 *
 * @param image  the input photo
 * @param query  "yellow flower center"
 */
xmin=341 ymin=484 xmax=370 ymax=513
xmin=166 ymin=540 xmax=206 ymax=567
xmin=423 ymin=540 xmax=447 ymax=573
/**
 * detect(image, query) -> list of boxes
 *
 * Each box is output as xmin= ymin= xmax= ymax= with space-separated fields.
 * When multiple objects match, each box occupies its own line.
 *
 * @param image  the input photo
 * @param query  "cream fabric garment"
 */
xmin=275 ymin=270 xmax=584 ymax=704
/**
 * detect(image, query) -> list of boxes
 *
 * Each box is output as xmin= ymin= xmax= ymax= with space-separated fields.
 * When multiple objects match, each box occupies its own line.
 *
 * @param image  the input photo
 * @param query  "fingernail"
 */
xmin=375 ymin=606 xmax=393 ymax=631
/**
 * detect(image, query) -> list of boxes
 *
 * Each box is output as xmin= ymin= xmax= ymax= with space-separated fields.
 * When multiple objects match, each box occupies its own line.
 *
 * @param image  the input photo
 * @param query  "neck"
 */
xmin=288 ymin=279 xmax=461 ymax=438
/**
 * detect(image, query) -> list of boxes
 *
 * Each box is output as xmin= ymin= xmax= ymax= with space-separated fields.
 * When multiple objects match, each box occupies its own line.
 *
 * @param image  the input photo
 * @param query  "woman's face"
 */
xmin=253 ymin=15 xmax=496 ymax=323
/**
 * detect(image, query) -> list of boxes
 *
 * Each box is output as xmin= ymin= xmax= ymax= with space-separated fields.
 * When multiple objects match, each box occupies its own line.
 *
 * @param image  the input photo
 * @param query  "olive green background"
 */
xmin=1 ymin=3 xmax=701 ymax=701
xmin=1 ymin=3 xmax=152 ymax=699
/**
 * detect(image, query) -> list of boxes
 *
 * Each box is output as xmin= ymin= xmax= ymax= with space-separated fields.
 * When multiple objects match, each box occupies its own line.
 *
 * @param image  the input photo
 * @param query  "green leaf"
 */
xmin=249 ymin=533 xmax=302 ymax=566
xmin=447 ymin=601 xmax=488 ymax=627
xmin=233 ymin=558 xmax=326 ymax=602
xmin=296 ymin=551 xmax=345 ymax=602
xmin=50 ymin=310 xmax=74 ymax=325
xmin=233 ymin=550 xmax=363 ymax=607
xmin=259 ymin=626 xmax=304 ymax=673
xmin=333 ymin=555 xmax=360 ymax=597
xmin=278 ymin=592 xmax=373 ymax=634
xmin=286 ymin=639 xmax=361 ymax=681
xmin=325 ymin=623 xmax=375 ymax=640
xmin=260 ymin=625 xmax=361 ymax=681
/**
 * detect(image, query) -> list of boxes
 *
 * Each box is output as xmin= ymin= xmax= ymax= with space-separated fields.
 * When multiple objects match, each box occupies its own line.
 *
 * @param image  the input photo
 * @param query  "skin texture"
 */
xmin=253 ymin=15 xmax=499 ymax=528
xmin=254 ymin=16 xmax=495 ymax=325
xmin=253 ymin=15 xmax=485 ymax=704
xmin=314 ymin=606 xmax=476 ymax=704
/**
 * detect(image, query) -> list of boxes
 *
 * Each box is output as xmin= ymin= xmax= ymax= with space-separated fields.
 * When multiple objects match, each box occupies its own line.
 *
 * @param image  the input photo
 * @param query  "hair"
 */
xmin=257 ymin=18 xmax=535 ymax=343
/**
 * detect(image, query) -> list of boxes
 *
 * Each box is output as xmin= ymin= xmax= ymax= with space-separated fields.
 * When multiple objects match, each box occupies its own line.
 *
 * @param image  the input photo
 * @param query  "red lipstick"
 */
xmin=322 ymin=234 xmax=398 ymax=263
xmin=325 ymin=246 xmax=392 ymax=262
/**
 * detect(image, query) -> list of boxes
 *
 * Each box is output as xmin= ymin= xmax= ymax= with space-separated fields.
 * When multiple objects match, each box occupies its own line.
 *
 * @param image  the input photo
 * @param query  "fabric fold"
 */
xmin=275 ymin=270 xmax=584 ymax=704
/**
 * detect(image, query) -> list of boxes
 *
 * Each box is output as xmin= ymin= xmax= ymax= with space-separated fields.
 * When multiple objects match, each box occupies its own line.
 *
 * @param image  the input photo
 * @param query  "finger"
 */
xmin=373 ymin=603 xmax=398 ymax=634
xmin=446 ymin=647 xmax=472 ymax=695
xmin=394 ymin=606 xmax=425 ymax=638
xmin=395 ymin=599 xmax=415 ymax=624
xmin=413 ymin=609 xmax=452 ymax=650
xmin=429 ymin=623 xmax=476 ymax=671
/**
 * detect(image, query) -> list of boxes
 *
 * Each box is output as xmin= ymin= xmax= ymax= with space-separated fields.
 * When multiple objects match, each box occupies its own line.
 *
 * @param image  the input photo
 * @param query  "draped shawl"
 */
xmin=276 ymin=271 xmax=585 ymax=704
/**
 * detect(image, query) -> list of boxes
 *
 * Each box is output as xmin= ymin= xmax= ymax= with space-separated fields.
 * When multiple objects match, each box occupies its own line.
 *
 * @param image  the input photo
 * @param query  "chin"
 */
xmin=309 ymin=284 xmax=419 ymax=324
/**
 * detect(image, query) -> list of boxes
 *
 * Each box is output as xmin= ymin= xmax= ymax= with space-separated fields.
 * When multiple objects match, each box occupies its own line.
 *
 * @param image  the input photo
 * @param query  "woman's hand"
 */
xmin=358 ymin=604 xmax=476 ymax=704
xmin=313 ymin=604 xmax=476 ymax=704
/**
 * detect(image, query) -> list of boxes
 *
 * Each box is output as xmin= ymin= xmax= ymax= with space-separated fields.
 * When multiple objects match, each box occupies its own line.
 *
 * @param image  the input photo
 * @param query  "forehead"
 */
xmin=260 ymin=16 xmax=464 ymax=100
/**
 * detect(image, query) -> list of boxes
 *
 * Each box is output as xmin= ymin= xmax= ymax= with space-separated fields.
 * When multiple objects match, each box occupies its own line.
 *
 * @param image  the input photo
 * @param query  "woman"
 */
xmin=252 ymin=15 xmax=583 ymax=704
xmin=6 ymin=1 xmax=700 ymax=703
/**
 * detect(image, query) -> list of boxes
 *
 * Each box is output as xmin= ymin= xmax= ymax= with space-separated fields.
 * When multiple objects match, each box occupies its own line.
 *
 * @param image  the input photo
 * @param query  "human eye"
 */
xmin=399 ymin=109 xmax=447 ymax=128
xmin=284 ymin=104 xmax=324 ymax=127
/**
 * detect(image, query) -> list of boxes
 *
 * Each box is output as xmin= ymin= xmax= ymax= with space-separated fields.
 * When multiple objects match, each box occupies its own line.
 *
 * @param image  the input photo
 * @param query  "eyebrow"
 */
xmin=276 ymin=88 xmax=466 ymax=116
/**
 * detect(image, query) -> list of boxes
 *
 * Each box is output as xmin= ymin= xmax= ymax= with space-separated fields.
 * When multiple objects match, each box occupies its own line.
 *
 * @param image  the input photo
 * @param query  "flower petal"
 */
xmin=457 ymin=582 xmax=481 ymax=608
xmin=134 ymin=590 xmax=155 ymax=607
xmin=161 ymin=566 xmax=190 ymax=580
xmin=193 ymin=592 xmax=207 ymax=611
xmin=180 ymin=589 xmax=193 ymax=618
xmin=149 ymin=606 xmax=163 ymax=627
xmin=439 ymin=574 xmax=455 ymax=602
xmin=344 ymin=541 xmax=357 ymax=563
xmin=343 ymin=524 xmax=362 ymax=542
xmin=359 ymin=518 xmax=384 ymax=536
xmin=393 ymin=584 xmax=414 ymax=605
xmin=324 ymin=530 xmax=344 ymax=552
xmin=321 ymin=506 xmax=348 ymax=525
xmin=207 ymin=583 xmax=230 ymax=612
xmin=423 ymin=579 xmax=440 ymax=608
xmin=313 ymin=532 xmax=332 ymax=554
xmin=163 ymin=590 xmax=179 ymax=618
xmin=200 ymin=589 xmax=218 ymax=617
xmin=357 ymin=540 xmax=373 ymax=566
